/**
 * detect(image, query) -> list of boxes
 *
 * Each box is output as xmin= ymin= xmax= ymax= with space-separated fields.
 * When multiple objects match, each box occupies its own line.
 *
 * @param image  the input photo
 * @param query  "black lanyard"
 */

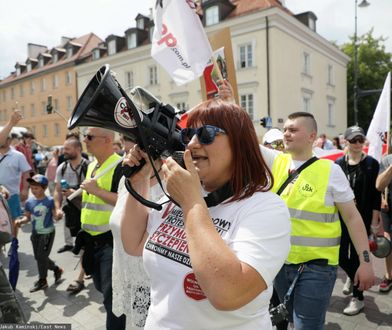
xmin=0 ymin=154 xmax=8 ymax=165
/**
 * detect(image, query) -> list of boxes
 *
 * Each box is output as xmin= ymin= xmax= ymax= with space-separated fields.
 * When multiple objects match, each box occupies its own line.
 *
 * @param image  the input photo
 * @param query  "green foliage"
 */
xmin=341 ymin=29 xmax=392 ymax=130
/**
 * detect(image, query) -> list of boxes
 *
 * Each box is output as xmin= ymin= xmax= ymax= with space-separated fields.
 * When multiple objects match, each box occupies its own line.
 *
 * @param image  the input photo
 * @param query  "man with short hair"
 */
xmin=54 ymin=137 xmax=88 ymax=253
xmin=77 ymin=127 xmax=125 ymax=329
xmin=261 ymin=112 xmax=375 ymax=330
xmin=0 ymin=135 xmax=31 ymax=223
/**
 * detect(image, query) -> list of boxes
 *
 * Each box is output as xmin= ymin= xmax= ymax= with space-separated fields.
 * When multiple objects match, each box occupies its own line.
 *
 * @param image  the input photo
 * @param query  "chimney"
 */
xmin=27 ymin=43 xmax=48 ymax=58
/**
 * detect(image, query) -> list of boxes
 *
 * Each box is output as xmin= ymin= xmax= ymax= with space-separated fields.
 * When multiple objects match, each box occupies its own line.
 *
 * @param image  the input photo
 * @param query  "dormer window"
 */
xmin=206 ymin=6 xmax=219 ymax=26
xmin=127 ymin=33 xmax=137 ymax=49
xmin=108 ymin=40 xmax=116 ymax=55
xmin=39 ymin=57 xmax=44 ymax=68
xmin=27 ymin=63 xmax=32 ymax=72
xmin=149 ymin=27 xmax=154 ymax=42
xmin=53 ymin=52 xmax=58 ymax=63
xmin=16 ymin=67 xmax=21 ymax=76
xmin=67 ymin=47 xmax=73 ymax=58
xmin=309 ymin=17 xmax=316 ymax=31
xmin=137 ymin=19 xmax=144 ymax=30
xmin=92 ymin=49 xmax=101 ymax=60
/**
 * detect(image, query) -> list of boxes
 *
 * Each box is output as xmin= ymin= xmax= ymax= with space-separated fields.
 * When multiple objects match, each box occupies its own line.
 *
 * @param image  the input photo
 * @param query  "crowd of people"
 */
xmin=0 ymin=80 xmax=391 ymax=330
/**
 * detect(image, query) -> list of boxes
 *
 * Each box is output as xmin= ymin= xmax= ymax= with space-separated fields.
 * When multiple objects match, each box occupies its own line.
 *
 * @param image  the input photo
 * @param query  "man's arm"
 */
xmin=376 ymin=164 xmax=392 ymax=191
xmin=0 ymin=110 xmax=23 ymax=145
xmin=336 ymin=200 xmax=375 ymax=291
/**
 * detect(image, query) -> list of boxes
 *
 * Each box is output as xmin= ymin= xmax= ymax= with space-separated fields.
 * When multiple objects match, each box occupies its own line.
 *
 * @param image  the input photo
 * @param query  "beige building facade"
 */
xmin=0 ymin=34 xmax=102 ymax=146
xmin=76 ymin=3 xmax=349 ymax=141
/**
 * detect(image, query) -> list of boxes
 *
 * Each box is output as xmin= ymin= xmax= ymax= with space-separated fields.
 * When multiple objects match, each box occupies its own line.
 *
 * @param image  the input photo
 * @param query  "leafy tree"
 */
xmin=341 ymin=29 xmax=392 ymax=130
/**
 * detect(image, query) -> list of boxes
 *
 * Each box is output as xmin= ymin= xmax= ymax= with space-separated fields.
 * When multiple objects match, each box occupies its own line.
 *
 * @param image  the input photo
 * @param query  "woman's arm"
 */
xmin=120 ymin=145 xmax=158 ymax=256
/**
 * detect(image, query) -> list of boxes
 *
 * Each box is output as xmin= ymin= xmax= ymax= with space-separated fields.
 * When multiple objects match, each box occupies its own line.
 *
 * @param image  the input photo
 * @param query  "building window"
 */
xmin=54 ymin=99 xmax=59 ymax=112
xmin=149 ymin=66 xmax=158 ymax=85
xmin=41 ymin=101 xmax=47 ymax=115
xmin=327 ymin=64 xmax=334 ymax=86
xmin=149 ymin=27 xmax=154 ymax=42
xmin=38 ymin=57 xmax=44 ymax=67
xmin=239 ymin=44 xmax=253 ymax=68
xmin=19 ymin=85 xmax=24 ymax=97
xmin=20 ymin=106 xmax=25 ymax=117
xmin=302 ymin=92 xmax=312 ymax=112
xmin=127 ymin=33 xmax=137 ymax=49
xmin=30 ymin=81 xmax=35 ymax=95
xmin=206 ymin=6 xmax=219 ymax=26
xmin=2 ymin=90 xmax=6 ymax=102
xmin=31 ymin=126 xmax=36 ymax=135
xmin=10 ymin=88 xmax=14 ymax=100
xmin=176 ymin=102 xmax=188 ymax=112
xmin=27 ymin=63 xmax=32 ymax=72
xmin=41 ymin=78 xmax=46 ymax=91
xmin=0 ymin=110 xmax=3 ymax=122
xmin=3 ymin=110 xmax=7 ymax=121
xmin=303 ymin=52 xmax=311 ymax=75
xmin=54 ymin=123 xmax=60 ymax=137
xmin=108 ymin=40 xmax=116 ymax=55
xmin=31 ymin=104 xmax=36 ymax=117
xmin=92 ymin=49 xmax=100 ymax=60
xmin=240 ymin=94 xmax=254 ymax=120
xmin=52 ymin=75 xmax=59 ymax=89
xmin=16 ymin=67 xmax=21 ymax=76
xmin=137 ymin=19 xmax=144 ymax=30
xmin=125 ymin=71 xmax=134 ymax=90
xmin=327 ymin=99 xmax=335 ymax=126
xmin=43 ymin=124 xmax=48 ymax=137
xmin=65 ymin=71 xmax=72 ymax=85
xmin=53 ymin=53 xmax=58 ymax=63
xmin=66 ymin=47 xmax=73 ymax=58
xmin=66 ymin=96 xmax=73 ymax=112
xmin=309 ymin=18 xmax=316 ymax=32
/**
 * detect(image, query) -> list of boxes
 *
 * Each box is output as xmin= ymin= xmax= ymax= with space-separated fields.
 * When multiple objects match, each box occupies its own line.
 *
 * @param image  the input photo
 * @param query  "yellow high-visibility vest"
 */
xmin=81 ymin=153 xmax=121 ymax=236
xmin=272 ymin=153 xmax=341 ymax=265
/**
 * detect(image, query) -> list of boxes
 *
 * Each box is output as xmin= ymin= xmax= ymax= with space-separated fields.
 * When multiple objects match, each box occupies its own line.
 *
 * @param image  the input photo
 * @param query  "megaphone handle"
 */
xmin=122 ymin=159 xmax=146 ymax=178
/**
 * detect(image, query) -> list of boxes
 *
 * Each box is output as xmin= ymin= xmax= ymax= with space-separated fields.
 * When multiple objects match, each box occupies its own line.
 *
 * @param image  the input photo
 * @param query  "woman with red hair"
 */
xmin=121 ymin=99 xmax=290 ymax=329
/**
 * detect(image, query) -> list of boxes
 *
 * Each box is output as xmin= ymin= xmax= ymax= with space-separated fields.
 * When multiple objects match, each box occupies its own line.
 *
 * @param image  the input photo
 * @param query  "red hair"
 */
xmin=187 ymin=99 xmax=273 ymax=202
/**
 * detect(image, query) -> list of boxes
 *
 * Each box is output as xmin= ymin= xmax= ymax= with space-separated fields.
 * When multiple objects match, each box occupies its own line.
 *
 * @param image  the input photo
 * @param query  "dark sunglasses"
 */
xmin=348 ymin=137 xmax=365 ymax=144
xmin=180 ymin=125 xmax=226 ymax=146
xmin=83 ymin=134 xmax=105 ymax=141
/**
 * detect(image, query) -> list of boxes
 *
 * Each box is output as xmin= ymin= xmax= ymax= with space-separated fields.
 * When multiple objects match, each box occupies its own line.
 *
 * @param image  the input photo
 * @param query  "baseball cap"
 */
xmin=344 ymin=126 xmax=365 ymax=141
xmin=27 ymin=174 xmax=49 ymax=186
xmin=262 ymin=128 xmax=284 ymax=144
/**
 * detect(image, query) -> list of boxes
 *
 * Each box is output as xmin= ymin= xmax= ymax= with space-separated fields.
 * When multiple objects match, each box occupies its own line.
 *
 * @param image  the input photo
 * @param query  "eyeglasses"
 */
xmin=180 ymin=125 xmax=226 ymax=146
xmin=83 ymin=134 xmax=105 ymax=141
xmin=348 ymin=137 xmax=365 ymax=144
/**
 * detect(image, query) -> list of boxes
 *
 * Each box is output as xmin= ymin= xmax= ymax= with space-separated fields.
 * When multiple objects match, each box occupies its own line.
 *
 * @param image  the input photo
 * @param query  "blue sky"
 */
xmin=0 ymin=0 xmax=390 ymax=79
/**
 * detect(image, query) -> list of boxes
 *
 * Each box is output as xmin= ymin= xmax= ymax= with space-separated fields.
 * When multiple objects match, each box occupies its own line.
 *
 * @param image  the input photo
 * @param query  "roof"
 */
xmin=227 ymin=0 xmax=293 ymax=18
xmin=0 ymin=33 xmax=103 ymax=86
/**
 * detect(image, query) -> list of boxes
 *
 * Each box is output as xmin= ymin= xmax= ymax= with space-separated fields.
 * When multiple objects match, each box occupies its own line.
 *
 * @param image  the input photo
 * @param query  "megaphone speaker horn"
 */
xmin=68 ymin=64 xmax=140 ymax=142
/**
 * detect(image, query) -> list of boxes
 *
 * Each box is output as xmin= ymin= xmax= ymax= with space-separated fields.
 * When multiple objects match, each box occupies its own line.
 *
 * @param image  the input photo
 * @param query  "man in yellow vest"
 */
xmin=78 ymin=127 xmax=125 ymax=329
xmin=261 ymin=112 xmax=375 ymax=330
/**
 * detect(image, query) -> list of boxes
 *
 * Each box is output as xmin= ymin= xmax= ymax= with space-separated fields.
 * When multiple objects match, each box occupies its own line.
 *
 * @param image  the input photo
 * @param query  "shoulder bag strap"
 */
xmin=276 ymin=156 xmax=319 ymax=196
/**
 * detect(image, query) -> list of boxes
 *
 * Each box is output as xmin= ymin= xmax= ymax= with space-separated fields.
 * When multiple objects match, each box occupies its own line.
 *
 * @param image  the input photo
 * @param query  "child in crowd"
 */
xmin=14 ymin=174 xmax=63 ymax=292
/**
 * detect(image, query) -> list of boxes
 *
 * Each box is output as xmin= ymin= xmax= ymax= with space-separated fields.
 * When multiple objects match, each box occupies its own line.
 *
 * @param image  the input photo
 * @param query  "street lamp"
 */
xmin=353 ymin=0 xmax=370 ymax=125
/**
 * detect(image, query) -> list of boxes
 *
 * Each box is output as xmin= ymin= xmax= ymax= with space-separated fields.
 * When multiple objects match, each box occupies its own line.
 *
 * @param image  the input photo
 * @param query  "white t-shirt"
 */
xmin=260 ymin=145 xmax=354 ymax=205
xmin=143 ymin=191 xmax=291 ymax=330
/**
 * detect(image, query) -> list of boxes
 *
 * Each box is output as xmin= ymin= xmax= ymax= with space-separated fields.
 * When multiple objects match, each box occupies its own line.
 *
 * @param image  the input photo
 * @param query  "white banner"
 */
xmin=151 ymin=0 xmax=212 ymax=86
xmin=366 ymin=72 xmax=391 ymax=162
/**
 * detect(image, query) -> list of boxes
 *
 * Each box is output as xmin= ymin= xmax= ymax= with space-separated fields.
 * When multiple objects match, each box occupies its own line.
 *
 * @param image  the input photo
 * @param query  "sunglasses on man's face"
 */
xmin=348 ymin=137 xmax=365 ymax=144
xmin=180 ymin=125 xmax=226 ymax=146
xmin=83 ymin=134 xmax=105 ymax=141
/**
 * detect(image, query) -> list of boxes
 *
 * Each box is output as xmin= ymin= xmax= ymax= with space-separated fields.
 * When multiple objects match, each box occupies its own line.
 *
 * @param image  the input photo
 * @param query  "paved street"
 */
xmin=1 ymin=219 xmax=391 ymax=329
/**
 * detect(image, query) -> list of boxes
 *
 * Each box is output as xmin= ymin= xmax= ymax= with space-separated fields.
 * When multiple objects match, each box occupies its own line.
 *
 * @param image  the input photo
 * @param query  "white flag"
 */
xmin=151 ymin=0 xmax=213 ymax=86
xmin=366 ymin=72 xmax=391 ymax=162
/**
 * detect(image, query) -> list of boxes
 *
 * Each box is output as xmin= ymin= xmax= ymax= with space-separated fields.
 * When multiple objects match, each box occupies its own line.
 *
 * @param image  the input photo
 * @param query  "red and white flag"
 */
xmin=366 ymin=72 xmax=391 ymax=162
xmin=151 ymin=0 xmax=212 ymax=86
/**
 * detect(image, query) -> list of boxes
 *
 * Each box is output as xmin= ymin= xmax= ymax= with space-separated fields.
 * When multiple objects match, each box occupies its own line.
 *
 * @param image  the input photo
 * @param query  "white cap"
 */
xmin=262 ymin=128 xmax=284 ymax=144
